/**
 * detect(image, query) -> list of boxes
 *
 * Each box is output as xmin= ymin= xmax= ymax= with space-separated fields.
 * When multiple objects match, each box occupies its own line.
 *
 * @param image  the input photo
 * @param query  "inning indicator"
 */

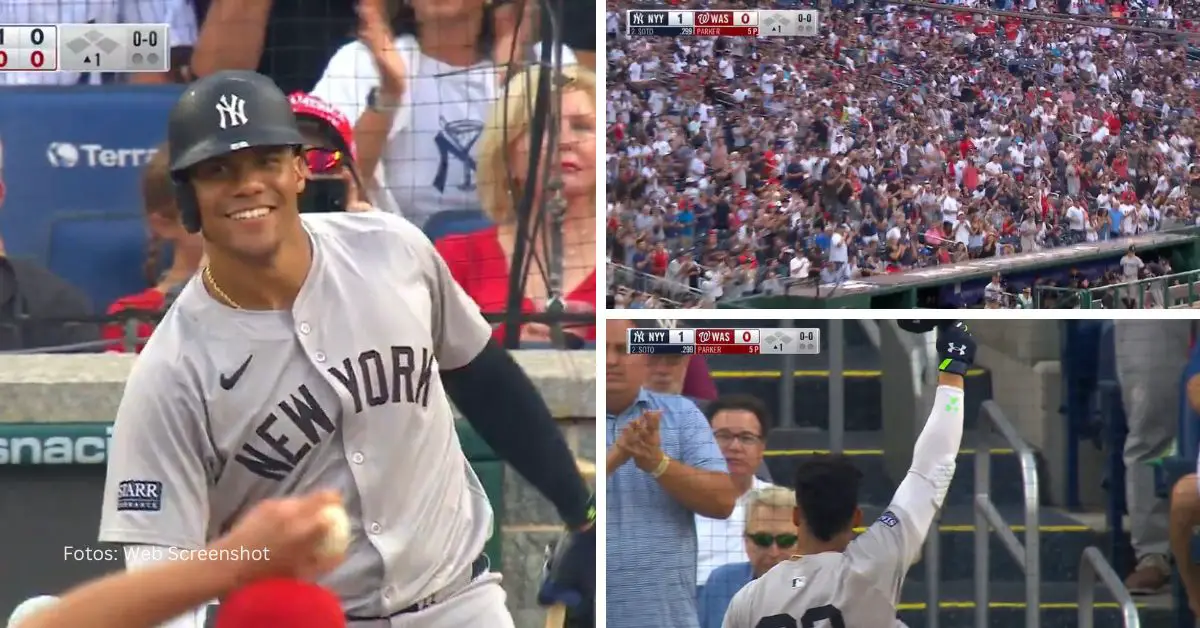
xmin=625 ymin=10 xmax=820 ymax=37
xmin=59 ymin=23 xmax=169 ymax=73
xmin=627 ymin=328 xmax=821 ymax=356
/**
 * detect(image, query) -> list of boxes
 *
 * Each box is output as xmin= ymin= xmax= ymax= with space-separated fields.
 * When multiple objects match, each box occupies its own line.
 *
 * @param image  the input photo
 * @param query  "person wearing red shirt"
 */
xmin=436 ymin=65 xmax=597 ymax=346
xmin=101 ymin=144 xmax=205 ymax=352
xmin=649 ymin=243 xmax=669 ymax=276
xmin=1105 ymin=109 xmax=1122 ymax=135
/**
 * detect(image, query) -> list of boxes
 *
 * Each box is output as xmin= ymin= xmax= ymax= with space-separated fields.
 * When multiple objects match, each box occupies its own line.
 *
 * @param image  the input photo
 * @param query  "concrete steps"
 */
xmin=897 ymin=581 xmax=1170 ymax=628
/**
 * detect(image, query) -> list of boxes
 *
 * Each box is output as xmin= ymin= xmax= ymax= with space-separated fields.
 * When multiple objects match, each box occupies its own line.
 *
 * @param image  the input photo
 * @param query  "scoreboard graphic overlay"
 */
xmin=625 ymin=10 xmax=820 ymax=37
xmin=628 ymin=328 xmax=821 ymax=356
xmin=0 ymin=24 xmax=170 ymax=73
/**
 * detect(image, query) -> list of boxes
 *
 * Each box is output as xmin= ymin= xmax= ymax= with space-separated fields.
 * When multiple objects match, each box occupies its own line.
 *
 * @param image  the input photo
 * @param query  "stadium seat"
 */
xmin=46 ymin=212 xmax=151 ymax=313
xmin=423 ymin=209 xmax=492 ymax=242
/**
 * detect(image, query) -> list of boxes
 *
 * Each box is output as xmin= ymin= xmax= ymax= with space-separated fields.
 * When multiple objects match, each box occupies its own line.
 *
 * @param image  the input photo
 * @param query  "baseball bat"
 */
xmin=544 ymin=603 xmax=566 ymax=628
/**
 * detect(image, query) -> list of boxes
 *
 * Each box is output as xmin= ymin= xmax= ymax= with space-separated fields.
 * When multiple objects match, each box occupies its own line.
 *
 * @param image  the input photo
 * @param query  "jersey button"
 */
xmin=299 ymin=322 xmax=311 ymax=335
xmin=370 ymin=522 xmax=382 ymax=534
xmin=352 ymin=452 xmax=365 ymax=464
xmin=314 ymin=351 xmax=326 ymax=363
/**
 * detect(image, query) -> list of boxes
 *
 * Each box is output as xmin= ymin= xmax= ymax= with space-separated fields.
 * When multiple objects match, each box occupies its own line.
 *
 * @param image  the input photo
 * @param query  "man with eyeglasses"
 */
xmin=696 ymin=395 xmax=777 ymax=593
xmin=722 ymin=322 xmax=976 ymax=628
xmin=697 ymin=486 xmax=797 ymax=628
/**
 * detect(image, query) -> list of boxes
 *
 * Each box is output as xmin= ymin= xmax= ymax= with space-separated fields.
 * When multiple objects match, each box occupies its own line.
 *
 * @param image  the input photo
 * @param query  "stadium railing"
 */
xmin=974 ymin=399 xmax=1042 ymax=628
xmin=0 ymin=311 xmax=596 ymax=354
xmin=1083 ymin=270 xmax=1200 ymax=309
xmin=605 ymin=261 xmax=704 ymax=303
xmin=1036 ymin=270 xmax=1200 ymax=310
xmin=1077 ymin=546 xmax=1141 ymax=628
xmin=1033 ymin=285 xmax=1087 ymax=309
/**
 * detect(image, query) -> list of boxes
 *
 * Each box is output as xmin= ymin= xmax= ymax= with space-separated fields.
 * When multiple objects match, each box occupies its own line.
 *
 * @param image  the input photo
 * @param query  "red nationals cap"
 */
xmin=288 ymin=92 xmax=356 ymax=162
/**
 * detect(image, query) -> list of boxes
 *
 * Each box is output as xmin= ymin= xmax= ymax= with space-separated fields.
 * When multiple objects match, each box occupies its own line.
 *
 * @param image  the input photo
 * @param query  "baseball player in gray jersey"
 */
xmin=723 ymin=322 xmax=976 ymax=628
xmin=97 ymin=70 xmax=595 ymax=628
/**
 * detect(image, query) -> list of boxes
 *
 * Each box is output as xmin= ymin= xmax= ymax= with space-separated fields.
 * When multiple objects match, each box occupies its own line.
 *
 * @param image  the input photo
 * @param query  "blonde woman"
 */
xmin=435 ymin=64 xmax=596 ymax=344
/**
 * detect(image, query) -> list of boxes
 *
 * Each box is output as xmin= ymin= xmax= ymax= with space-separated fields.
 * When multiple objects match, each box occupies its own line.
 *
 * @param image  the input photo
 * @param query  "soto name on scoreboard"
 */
xmin=0 ymin=23 xmax=170 ymax=73
xmin=625 ymin=10 xmax=820 ymax=37
xmin=627 ymin=328 xmax=821 ymax=356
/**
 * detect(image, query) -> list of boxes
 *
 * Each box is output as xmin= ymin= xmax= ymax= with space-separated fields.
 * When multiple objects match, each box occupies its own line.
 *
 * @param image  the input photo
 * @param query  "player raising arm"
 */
xmin=723 ymin=321 xmax=975 ymax=628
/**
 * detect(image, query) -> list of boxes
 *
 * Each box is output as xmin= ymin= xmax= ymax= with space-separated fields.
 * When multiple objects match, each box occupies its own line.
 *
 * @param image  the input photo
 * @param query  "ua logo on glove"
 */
xmin=947 ymin=343 xmax=966 ymax=356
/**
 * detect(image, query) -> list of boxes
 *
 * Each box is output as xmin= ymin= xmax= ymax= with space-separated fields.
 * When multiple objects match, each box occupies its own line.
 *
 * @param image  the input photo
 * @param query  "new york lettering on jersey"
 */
xmin=234 ymin=345 xmax=436 ymax=481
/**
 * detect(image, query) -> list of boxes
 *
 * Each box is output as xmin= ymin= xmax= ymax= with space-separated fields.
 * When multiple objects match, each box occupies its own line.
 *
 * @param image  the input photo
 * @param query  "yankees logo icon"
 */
xmin=433 ymin=117 xmax=484 ymax=192
xmin=216 ymin=94 xmax=248 ymax=129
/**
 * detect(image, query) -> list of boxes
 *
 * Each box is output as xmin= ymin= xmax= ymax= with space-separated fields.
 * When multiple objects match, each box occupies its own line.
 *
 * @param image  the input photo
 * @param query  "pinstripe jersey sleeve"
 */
xmin=120 ymin=0 xmax=199 ymax=46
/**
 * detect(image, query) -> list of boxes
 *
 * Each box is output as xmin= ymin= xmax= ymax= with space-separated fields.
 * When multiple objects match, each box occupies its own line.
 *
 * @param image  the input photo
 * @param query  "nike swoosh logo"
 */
xmin=220 ymin=356 xmax=253 ymax=391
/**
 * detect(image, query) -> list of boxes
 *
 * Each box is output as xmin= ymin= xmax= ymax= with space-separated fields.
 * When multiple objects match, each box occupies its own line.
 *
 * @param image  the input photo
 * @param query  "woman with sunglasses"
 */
xmin=310 ymin=0 xmax=578 ymax=231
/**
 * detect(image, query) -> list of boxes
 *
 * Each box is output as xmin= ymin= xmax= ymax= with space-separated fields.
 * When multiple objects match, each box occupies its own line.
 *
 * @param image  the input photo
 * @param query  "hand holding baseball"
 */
xmin=216 ymin=491 xmax=350 ymax=583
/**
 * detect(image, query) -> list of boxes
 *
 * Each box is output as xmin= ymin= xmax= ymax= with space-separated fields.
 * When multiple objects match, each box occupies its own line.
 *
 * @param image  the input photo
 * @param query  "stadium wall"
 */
xmin=0 ymin=351 xmax=595 ymax=628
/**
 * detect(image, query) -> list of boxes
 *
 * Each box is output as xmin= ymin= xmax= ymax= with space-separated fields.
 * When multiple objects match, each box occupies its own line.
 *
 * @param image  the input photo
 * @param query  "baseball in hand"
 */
xmin=316 ymin=503 xmax=351 ymax=558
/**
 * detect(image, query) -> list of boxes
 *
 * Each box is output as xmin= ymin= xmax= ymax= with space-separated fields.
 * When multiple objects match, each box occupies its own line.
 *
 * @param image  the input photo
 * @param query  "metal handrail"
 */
xmin=1078 ymin=546 xmax=1141 ymax=628
xmin=974 ymin=399 xmax=1041 ymax=628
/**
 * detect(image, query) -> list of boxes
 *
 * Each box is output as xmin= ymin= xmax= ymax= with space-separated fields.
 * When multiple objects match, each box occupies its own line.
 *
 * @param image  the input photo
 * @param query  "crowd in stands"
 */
xmin=605 ymin=0 xmax=1200 ymax=307
xmin=0 ymin=0 xmax=597 ymax=352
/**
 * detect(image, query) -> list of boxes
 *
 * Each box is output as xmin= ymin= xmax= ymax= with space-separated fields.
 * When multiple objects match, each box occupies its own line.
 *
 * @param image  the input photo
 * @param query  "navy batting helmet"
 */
xmin=167 ymin=70 xmax=306 ymax=233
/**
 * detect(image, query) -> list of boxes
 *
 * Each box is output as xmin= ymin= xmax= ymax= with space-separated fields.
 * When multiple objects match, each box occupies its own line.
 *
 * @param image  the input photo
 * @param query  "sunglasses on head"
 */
xmin=746 ymin=532 xmax=798 ymax=549
xmin=304 ymin=147 xmax=346 ymax=175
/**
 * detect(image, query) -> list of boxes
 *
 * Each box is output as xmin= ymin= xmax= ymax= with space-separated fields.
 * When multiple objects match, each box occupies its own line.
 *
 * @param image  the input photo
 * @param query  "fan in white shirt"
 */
xmin=311 ymin=0 xmax=575 ymax=229
xmin=0 ymin=0 xmax=198 ymax=85
xmin=940 ymin=189 xmax=960 ymax=223
xmin=697 ymin=396 xmax=778 ymax=586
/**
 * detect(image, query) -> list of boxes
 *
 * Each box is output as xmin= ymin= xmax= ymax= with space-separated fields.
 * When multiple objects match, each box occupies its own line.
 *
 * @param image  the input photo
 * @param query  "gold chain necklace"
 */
xmin=203 ymin=266 xmax=242 ymax=310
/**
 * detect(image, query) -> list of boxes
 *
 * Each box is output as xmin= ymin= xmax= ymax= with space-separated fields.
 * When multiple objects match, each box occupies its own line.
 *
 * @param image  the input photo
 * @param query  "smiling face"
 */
xmin=188 ymin=145 xmax=306 ymax=265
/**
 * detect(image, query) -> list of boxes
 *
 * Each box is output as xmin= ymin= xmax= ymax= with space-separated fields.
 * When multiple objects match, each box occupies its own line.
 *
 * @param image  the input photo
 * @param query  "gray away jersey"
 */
xmin=98 ymin=212 xmax=495 ymax=618
xmin=723 ymin=491 xmax=938 ymax=628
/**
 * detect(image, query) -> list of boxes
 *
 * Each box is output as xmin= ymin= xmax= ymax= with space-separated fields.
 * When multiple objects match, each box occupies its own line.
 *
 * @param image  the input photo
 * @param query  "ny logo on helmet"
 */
xmin=216 ymin=94 xmax=248 ymax=129
xmin=948 ymin=343 xmax=966 ymax=356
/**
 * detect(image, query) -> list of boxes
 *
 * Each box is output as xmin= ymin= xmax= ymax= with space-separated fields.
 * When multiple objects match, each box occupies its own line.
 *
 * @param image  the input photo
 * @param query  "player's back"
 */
xmin=724 ymin=553 xmax=906 ymax=628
